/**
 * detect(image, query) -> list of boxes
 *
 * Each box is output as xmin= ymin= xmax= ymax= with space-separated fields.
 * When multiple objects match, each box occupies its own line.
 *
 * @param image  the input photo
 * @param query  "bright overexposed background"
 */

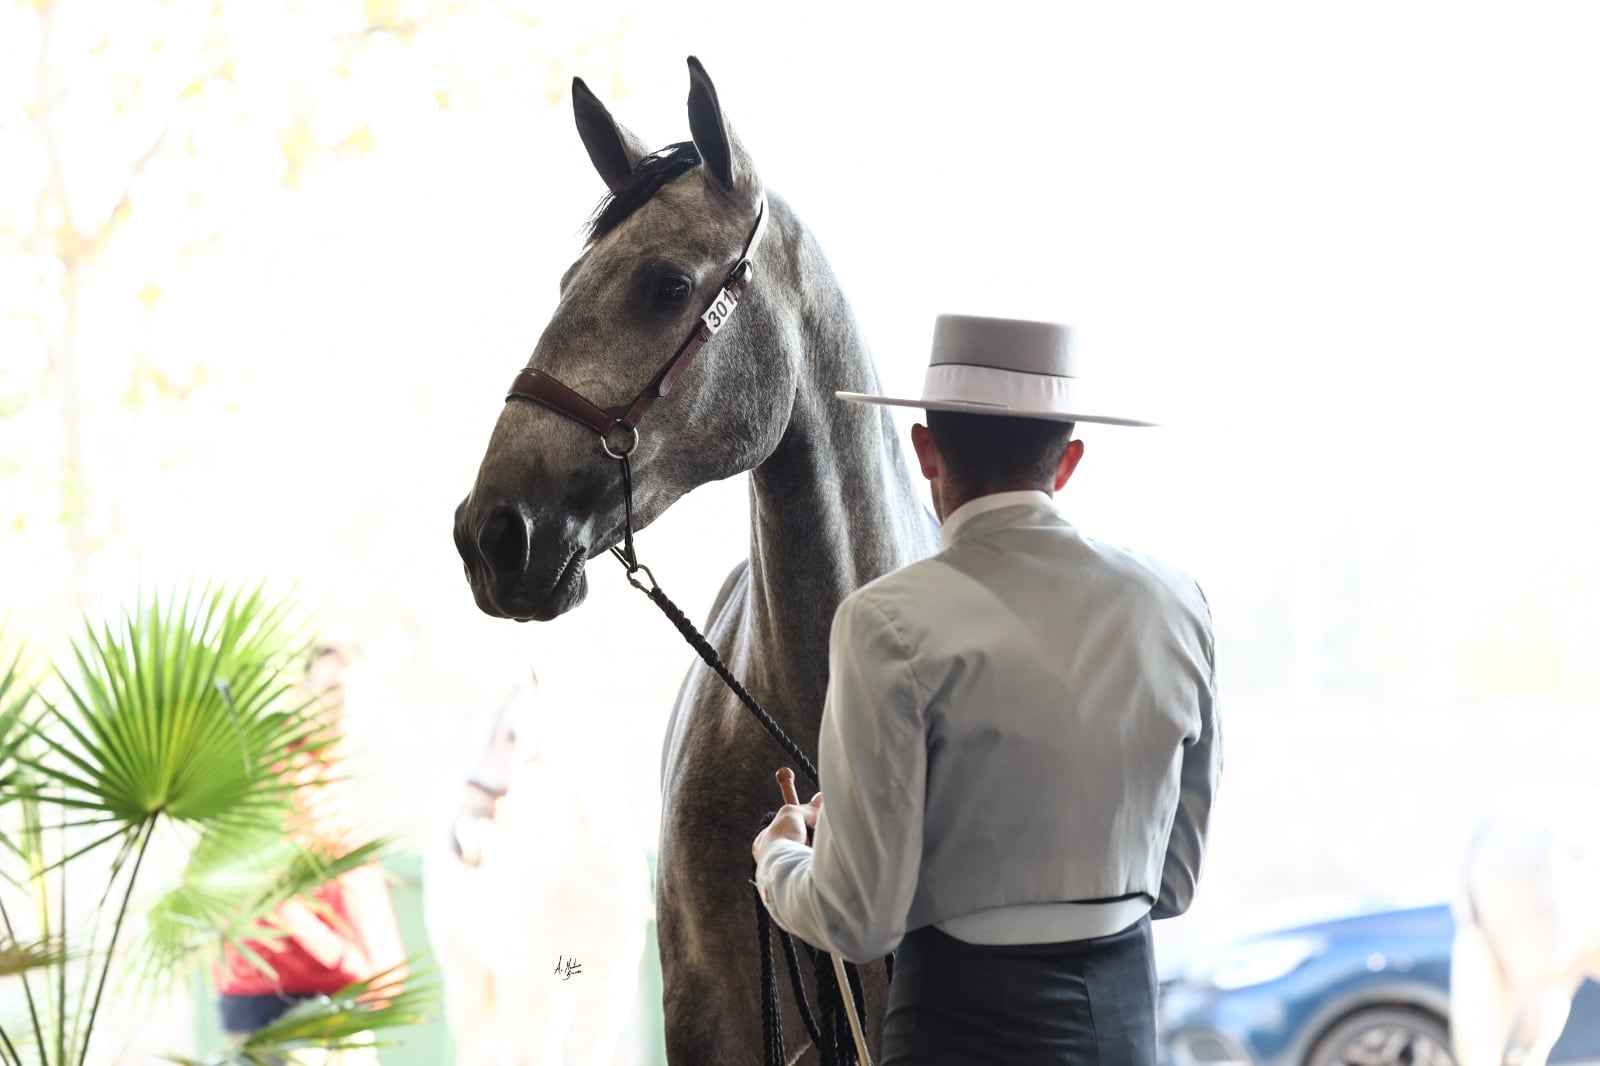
xmin=3 ymin=1 xmax=1598 ymax=1060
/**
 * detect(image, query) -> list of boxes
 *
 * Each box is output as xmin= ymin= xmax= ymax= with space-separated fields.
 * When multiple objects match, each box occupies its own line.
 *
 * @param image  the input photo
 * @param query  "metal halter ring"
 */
xmin=625 ymin=563 xmax=658 ymax=593
xmin=601 ymin=423 xmax=639 ymax=459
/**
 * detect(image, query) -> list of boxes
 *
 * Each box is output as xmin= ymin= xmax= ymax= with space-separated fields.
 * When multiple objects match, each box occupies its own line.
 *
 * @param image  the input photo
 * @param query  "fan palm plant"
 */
xmin=0 ymin=585 xmax=434 ymax=1066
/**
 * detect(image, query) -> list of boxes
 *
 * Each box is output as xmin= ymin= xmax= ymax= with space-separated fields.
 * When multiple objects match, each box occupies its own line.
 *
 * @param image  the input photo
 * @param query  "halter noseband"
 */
xmin=504 ymin=194 xmax=770 ymax=459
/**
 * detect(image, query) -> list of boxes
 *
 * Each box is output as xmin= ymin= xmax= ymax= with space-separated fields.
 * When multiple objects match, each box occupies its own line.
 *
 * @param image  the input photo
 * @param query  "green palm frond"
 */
xmin=0 ymin=936 xmax=67 ymax=978
xmin=0 ymin=588 xmax=435 ymax=1066
xmin=1 ymin=634 xmax=36 ymax=798
xmin=18 ymin=583 xmax=317 ymax=841
xmin=0 ymin=585 xmax=359 ymax=1066
xmin=139 ymin=820 xmax=391 ymax=990
xmin=161 ymin=962 xmax=438 ymax=1066
xmin=0 ymin=631 xmax=45 ymax=909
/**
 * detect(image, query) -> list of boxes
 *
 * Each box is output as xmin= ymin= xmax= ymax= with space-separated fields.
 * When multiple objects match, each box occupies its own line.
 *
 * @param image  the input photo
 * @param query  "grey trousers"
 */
xmin=880 ymin=915 xmax=1158 ymax=1065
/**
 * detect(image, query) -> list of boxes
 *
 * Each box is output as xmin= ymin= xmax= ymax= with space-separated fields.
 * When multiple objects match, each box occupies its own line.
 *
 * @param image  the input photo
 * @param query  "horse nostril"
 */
xmin=478 ymin=506 xmax=531 ymax=577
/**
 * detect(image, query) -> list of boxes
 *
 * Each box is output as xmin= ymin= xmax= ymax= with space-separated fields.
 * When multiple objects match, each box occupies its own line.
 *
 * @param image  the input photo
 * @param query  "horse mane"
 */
xmin=584 ymin=142 xmax=702 ymax=247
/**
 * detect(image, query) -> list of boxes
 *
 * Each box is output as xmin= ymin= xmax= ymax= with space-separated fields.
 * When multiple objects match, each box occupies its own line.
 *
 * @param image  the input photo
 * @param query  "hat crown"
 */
xmin=831 ymin=310 xmax=1153 ymax=427
xmin=929 ymin=314 xmax=1077 ymax=379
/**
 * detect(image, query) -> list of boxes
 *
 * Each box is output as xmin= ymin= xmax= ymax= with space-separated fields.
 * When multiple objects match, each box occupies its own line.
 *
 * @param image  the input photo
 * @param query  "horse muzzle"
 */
xmin=454 ymin=496 xmax=591 ymax=621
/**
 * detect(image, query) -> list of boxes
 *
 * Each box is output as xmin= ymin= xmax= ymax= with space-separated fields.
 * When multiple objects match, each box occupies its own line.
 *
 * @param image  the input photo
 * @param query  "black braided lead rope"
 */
xmin=616 ymin=453 xmax=641 ymax=572
xmin=758 ymin=810 xmax=827 ymax=1056
xmin=612 ymin=456 xmax=818 ymax=786
xmin=754 ymin=871 xmax=786 ymax=1066
xmin=845 ymin=952 xmax=869 ymax=1046
xmin=810 ymin=943 xmax=864 ymax=1065
xmin=640 ymin=582 xmax=822 ymax=783
xmin=779 ymin=927 xmax=825 ymax=1049
xmin=639 ymin=572 xmax=885 ymax=1066
xmin=608 ymin=452 xmax=890 ymax=1065
xmin=809 ymin=946 xmax=841 ymax=1063
xmin=637 ymin=571 xmax=886 ymax=1063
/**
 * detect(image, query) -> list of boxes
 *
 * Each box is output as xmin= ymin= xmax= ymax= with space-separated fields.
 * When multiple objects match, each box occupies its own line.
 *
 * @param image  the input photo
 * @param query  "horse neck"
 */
xmin=742 ymin=208 xmax=933 ymax=718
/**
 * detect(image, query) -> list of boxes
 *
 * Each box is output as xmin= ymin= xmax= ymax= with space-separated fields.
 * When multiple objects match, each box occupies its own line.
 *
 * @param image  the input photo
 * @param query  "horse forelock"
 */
xmin=584 ymin=141 xmax=702 ymax=248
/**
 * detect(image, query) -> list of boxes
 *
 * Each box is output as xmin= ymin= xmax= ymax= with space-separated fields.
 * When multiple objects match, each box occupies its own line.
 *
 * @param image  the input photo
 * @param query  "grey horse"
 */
xmin=453 ymin=58 xmax=935 ymax=1062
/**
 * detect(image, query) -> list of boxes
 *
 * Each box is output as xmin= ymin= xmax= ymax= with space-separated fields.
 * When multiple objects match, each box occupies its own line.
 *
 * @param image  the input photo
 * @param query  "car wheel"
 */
xmin=1305 ymin=1007 xmax=1456 ymax=1066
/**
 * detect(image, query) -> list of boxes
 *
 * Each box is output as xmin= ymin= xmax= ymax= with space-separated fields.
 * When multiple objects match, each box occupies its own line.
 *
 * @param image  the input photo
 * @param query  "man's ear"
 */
xmin=1054 ymin=439 xmax=1086 ymax=491
xmin=910 ymin=423 xmax=941 ymax=482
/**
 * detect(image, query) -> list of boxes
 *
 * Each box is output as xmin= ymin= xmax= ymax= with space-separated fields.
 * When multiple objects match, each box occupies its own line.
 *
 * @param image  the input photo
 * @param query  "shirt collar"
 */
xmin=938 ymin=489 xmax=1055 ymax=551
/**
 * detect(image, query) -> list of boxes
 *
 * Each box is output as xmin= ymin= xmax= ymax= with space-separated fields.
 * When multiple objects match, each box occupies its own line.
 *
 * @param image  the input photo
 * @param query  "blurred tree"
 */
xmin=3 ymin=0 xmax=399 ymax=606
xmin=0 ymin=0 xmax=647 ymax=611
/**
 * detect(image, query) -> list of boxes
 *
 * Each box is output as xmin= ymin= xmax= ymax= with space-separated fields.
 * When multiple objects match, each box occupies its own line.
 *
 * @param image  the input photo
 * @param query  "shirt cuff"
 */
xmin=755 ymin=837 xmax=812 ymax=909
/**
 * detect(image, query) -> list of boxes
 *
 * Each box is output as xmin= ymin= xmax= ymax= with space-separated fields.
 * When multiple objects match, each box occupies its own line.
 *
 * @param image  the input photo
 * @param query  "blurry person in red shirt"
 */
xmin=214 ymin=644 xmax=407 ymax=1060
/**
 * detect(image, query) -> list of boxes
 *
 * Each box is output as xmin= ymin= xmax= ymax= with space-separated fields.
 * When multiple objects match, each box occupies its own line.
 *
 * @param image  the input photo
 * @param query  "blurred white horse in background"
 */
xmin=1451 ymin=786 xmax=1600 ymax=1066
xmin=424 ymin=676 xmax=651 ymax=1066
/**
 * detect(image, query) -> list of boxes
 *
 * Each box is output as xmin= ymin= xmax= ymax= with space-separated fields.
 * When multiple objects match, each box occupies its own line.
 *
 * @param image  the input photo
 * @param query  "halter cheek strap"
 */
xmin=504 ymin=195 xmax=768 ymax=457
xmin=500 ymin=194 xmax=768 ymax=570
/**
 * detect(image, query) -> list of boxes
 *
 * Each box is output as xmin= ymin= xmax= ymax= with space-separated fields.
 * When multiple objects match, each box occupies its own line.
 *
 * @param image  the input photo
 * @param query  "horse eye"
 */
xmin=654 ymin=276 xmax=692 ymax=303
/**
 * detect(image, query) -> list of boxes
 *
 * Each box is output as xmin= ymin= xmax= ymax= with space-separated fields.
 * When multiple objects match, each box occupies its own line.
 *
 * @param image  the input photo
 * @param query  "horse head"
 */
xmin=454 ymin=58 xmax=793 ymax=621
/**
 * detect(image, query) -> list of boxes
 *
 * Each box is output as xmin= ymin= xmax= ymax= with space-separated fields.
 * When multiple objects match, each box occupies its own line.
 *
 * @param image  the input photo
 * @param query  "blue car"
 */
xmin=1157 ymin=901 xmax=1600 ymax=1066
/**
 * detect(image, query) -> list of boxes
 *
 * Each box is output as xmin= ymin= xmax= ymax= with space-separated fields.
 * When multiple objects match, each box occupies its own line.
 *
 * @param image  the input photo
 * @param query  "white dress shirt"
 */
xmin=755 ymin=493 xmax=1219 ymax=962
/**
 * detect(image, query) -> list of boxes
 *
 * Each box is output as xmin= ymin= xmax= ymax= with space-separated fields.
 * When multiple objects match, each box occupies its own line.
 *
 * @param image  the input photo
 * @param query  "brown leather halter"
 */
xmin=504 ymin=194 xmax=770 ymax=461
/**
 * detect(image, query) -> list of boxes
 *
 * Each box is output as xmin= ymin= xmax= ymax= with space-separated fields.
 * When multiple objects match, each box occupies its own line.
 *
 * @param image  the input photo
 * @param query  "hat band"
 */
xmin=921 ymin=363 xmax=1078 ymax=413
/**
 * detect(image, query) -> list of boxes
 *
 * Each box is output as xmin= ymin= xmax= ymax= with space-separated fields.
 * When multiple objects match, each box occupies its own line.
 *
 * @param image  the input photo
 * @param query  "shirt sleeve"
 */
xmin=755 ymin=593 xmax=926 ymax=962
xmin=1153 ymin=586 xmax=1223 ymax=919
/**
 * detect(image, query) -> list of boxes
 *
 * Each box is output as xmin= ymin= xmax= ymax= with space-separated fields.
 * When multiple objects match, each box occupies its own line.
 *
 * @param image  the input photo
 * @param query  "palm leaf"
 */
xmin=0 ymin=685 xmax=56 ymax=1066
xmin=0 ymin=936 xmax=67 ymax=979
xmin=138 ymin=821 xmax=392 ymax=991
xmin=0 ymin=590 xmax=435 ymax=1066
xmin=0 ymin=633 xmax=37 ymax=811
xmin=0 ymin=665 xmax=33 ymax=874
xmin=19 ymin=582 xmax=314 ymax=841
xmin=0 ymin=585 xmax=341 ymax=1066
xmin=160 ymin=962 xmax=438 ymax=1066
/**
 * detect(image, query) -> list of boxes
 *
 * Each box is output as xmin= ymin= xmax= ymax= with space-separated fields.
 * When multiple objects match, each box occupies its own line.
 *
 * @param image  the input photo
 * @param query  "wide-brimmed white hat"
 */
xmin=837 ymin=314 xmax=1154 ymax=427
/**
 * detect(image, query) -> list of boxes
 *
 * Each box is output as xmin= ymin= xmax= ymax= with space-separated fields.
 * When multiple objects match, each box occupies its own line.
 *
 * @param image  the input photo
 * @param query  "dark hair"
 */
xmin=925 ymin=410 xmax=1075 ymax=496
xmin=584 ymin=142 xmax=702 ymax=247
xmin=303 ymin=643 xmax=348 ymax=679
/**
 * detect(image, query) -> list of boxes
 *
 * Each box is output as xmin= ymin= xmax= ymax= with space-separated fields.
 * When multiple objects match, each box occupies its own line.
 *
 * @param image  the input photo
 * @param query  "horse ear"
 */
xmin=686 ymin=56 xmax=757 ymax=194
xmin=573 ymin=76 xmax=648 ymax=195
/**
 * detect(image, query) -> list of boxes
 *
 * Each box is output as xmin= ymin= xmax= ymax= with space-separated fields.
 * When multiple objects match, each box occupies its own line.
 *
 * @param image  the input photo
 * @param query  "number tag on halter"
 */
xmin=700 ymin=286 xmax=740 ymax=335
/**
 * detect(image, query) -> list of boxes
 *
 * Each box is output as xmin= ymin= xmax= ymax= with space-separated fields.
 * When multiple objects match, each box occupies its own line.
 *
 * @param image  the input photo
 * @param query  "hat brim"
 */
xmin=835 ymin=391 xmax=1157 ymax=428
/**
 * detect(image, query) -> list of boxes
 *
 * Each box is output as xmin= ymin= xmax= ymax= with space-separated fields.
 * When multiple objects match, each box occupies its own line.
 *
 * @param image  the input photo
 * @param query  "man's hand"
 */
xmin=751 ymin=767 xmax=822 ymax=864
